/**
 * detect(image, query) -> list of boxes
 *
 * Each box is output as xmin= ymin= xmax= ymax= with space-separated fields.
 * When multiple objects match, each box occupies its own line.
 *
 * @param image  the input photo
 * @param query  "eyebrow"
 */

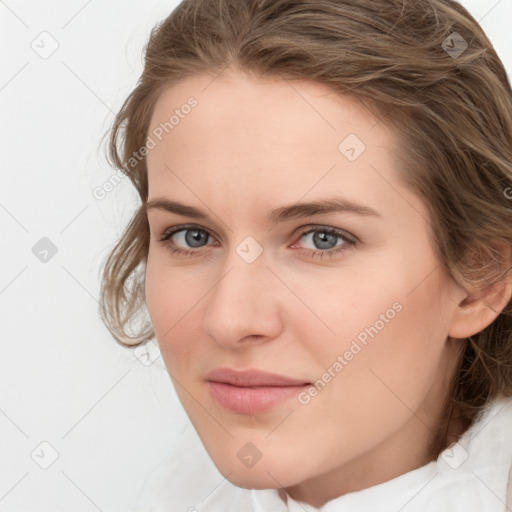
xmin=145 ymin=196 xmax=382 ymax=223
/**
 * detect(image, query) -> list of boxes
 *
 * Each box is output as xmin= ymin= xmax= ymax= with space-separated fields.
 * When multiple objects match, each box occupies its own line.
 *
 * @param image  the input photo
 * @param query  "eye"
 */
xmin=157 ymin=225 xmax=217 ymax=256
xmin=292 ymin=226 xmax=356 ymax=259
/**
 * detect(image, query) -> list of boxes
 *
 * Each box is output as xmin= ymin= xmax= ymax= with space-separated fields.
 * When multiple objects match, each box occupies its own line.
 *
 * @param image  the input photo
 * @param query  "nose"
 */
xmin=202 ymin=247 xmax=284 ymax=350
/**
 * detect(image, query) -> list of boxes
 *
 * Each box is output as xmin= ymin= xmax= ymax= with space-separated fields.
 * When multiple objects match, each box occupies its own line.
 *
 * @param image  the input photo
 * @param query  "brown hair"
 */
xmin=99 ymin=0 xmax=512 ymax=459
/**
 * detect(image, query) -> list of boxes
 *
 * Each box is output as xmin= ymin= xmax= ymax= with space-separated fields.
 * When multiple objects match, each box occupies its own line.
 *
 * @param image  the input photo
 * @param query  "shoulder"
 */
xmin=426 ymin=396 xmax=512 ymax=512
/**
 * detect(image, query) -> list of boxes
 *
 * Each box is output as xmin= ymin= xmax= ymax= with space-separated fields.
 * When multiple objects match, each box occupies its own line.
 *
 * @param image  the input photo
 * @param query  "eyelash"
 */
xmin=157 ymin=224 xmax=357 ymax=259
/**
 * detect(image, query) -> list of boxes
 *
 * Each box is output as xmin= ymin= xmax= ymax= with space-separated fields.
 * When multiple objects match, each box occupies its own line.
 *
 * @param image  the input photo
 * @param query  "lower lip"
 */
xmin=207 ymin=381 xmax=311 ymax=414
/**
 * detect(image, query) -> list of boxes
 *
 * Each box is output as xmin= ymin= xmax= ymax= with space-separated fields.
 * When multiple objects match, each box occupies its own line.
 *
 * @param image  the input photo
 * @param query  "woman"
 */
xmin=99 ymin=0 xmax=512 ymax=510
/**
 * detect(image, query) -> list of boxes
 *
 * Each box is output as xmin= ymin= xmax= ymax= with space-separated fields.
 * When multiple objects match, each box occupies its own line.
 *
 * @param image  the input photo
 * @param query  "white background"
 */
xmin=1 ymin=0 xmax=511 ymax=510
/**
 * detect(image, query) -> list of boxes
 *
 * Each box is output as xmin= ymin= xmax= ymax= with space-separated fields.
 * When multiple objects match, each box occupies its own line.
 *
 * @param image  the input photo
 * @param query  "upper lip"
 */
xmin=206 ymin=368 xmax=311 ymax=387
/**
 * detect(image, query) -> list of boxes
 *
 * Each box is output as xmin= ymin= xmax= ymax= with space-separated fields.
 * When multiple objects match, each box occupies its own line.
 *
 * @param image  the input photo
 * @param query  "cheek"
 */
xmin=308 ymin=257 xmax=451 ymax=402
xmin=321 ymin=274 xmax=452 ymax=416
xmin=145 ymin=256 xmax=188 ymax=345
xmin=144 ymin=255 xmax=213 ymax=368
xmin=282 ymin=277 xmax=452 ymax=468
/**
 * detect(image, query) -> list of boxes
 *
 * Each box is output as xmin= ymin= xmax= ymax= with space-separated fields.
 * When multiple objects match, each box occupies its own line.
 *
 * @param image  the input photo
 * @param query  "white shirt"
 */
xmin=134 ymin=395 xmax=512 ymax=512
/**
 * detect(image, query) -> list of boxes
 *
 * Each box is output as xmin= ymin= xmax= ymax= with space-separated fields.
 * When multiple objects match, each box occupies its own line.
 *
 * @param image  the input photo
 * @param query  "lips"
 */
xmin=205 ymin=368 xmax=312 ymax=414
xmin=206 ymin=368 xmax=310 ymax=387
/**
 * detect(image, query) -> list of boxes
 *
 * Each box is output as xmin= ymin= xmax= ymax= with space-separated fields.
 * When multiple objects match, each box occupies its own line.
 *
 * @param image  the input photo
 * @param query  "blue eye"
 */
xmin=168 ymin=228 xmax=209 ymax=248
xmin=295 ymin=227 xmax=355 ymax=258
xmin=158 ymin=226 xmax=214 ymax=256
xmin=157 ymin=224 xmax=356 ymax=259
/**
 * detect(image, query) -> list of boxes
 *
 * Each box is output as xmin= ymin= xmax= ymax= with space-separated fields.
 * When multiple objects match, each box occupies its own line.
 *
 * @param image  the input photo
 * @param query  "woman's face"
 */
xmin=144 ymin=67 xmax=466 ymax=505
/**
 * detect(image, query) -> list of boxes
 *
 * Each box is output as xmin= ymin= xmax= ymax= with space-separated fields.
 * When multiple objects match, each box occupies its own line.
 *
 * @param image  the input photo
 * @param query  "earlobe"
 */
xmin=448 ymin=278 xmax=512 ymax=340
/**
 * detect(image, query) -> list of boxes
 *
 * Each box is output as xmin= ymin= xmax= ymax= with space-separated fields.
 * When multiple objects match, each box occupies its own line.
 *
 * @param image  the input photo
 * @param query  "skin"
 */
xmin=143 ymin=65 xmax=508 ymax=508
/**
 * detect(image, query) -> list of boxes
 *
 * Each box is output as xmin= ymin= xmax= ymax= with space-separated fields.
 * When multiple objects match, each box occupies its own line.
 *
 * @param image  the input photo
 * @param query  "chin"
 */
xmin=209 ymin=451 xmax=307 ymax=490
xmin=223 ymin=468 xmax=290 ymax=490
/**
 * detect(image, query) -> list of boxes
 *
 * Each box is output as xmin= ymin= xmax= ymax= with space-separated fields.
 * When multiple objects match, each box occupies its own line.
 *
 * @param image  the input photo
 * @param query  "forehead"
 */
xmin=147 ymin=70 xmax=393 ymax=173
xmin=150 ymin=69 xmax=377 ymax=118
xmin=143 ymin=69 xmax=427 ymax=227
xmin=148 ymin=70 xmax=383 ymax=147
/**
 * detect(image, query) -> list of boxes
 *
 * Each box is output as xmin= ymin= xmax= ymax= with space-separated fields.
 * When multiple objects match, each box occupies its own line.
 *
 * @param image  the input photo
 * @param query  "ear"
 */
xmin=448 ymin=244 xmax=512 ymax=340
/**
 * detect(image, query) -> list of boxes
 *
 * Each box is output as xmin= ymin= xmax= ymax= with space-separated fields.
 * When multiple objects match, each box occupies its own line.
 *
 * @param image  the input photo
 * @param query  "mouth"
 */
xmin=205 ymin=368 xmax=312 ymax=415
